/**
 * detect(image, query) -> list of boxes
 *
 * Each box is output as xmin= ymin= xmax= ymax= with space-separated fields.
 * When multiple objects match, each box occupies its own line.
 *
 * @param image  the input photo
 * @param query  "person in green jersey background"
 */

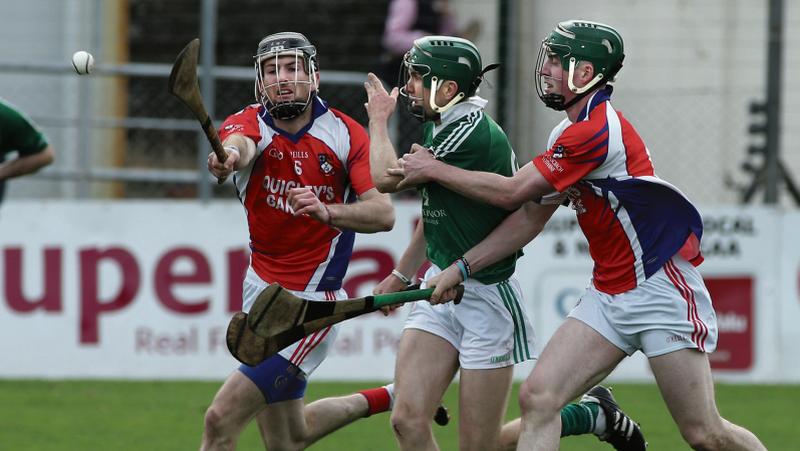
xmin=0 ymin=98 xmax=54 ymax=206
xmin=364 ymin=36 xmax=645 ymax=451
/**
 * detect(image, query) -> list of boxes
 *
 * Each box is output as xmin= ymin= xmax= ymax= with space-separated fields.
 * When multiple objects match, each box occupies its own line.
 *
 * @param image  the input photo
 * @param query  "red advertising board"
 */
xmin=705 ymin=277 xmax=753 ymax=370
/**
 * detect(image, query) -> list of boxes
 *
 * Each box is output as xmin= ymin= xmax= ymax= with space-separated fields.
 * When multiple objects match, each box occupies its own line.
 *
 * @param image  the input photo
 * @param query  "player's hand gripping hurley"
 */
xmin=167 ymin=38 xmax=229 ymax=184
xmin=226 ymin=283 xmax=465 ymax=366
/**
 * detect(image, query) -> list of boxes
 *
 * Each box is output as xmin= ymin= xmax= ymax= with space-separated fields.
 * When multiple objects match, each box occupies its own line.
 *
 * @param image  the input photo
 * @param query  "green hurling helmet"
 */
xmin=399 ymin=35 xmax=497 ymax=121
xmin=535 ymin=20 xmax=624 ymax=111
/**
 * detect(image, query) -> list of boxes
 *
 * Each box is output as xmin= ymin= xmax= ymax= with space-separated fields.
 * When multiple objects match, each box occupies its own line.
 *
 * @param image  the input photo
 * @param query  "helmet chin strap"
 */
xmin=541 ymin=58 xmax=604 ymax=111
xmin=428 ymin=76 xmax=465 ymax=114
xmin=567 ymin=57 xmax=604 ymax=94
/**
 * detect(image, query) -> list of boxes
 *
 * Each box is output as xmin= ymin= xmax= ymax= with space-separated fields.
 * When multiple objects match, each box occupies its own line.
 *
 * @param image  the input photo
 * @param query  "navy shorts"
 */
xmin=239 ymin=354 xmax=308 ymax=404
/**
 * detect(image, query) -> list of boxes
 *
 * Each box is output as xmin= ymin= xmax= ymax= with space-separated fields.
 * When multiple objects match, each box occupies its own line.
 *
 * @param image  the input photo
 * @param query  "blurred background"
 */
xmin=1 ymin=1 xmax=799 ymax=449
xmin=1 ymin=0 xmax=797 ymax=206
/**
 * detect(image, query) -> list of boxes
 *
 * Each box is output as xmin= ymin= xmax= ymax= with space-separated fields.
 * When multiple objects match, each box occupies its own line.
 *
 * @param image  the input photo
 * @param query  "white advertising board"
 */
xmin=779 ymin=212 xmax=800 ymax=378
xmin=0 ymin=202 xmax=794 ymax=382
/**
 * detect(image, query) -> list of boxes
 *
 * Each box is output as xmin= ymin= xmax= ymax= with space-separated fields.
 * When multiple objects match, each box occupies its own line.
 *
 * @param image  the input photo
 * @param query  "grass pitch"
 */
xmin=0 ymin=380 xmax=793 ymax=450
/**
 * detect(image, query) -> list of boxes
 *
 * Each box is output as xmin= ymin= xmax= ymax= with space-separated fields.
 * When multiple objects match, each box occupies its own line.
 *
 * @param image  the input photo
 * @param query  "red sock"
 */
xmin=359 ymin=387 xmax=391 ymax=417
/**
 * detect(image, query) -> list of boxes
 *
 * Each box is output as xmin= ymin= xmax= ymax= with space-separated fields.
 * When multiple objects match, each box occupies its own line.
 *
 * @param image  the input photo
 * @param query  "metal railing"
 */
xmin=0 ymin=61 xmax=382 ymax=201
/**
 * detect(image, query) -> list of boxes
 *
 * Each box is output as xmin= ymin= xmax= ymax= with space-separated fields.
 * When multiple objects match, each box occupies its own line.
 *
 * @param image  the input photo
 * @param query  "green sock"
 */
xmin=560 ymin=402 xmax=600 ymax=437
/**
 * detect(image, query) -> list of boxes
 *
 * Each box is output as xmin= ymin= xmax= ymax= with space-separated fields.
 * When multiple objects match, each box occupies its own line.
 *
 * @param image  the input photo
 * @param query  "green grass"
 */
xmin=0 ymin=380 xmax=793 ymax=450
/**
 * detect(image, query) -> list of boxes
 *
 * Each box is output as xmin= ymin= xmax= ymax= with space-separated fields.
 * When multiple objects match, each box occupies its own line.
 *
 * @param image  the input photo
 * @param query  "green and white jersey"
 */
xmin=0 ymin=98 xmax=48 ymax=159
xmin=420 ymin=97 xmax=521 ymax=284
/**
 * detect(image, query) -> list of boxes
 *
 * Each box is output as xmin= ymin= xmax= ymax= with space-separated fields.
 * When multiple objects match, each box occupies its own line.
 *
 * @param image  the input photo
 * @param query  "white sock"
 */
xmin=593 ymin=408 xmax=607 ymax=436
xmin=383 ymin=383 xmax=395 ymax=410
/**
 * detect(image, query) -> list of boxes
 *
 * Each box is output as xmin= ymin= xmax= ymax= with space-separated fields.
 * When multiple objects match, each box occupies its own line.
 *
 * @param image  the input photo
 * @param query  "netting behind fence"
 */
xmin=1 ymin=0 xmax=797 ymax=205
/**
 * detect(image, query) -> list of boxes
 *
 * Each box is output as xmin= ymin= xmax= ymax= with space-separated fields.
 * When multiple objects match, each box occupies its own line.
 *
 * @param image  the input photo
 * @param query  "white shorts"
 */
xmin=405 ymin=265 xmax=537 ymax=369
xmin=569 ymin=256 xmax=718 ymax=358
xmin=242 ymin=268 xmax=343 ymax=376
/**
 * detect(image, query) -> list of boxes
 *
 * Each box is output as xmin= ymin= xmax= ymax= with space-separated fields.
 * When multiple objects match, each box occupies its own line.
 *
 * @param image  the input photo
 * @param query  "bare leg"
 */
xmin=649 ymin=349 xmax=766 ymax=450
xmin=458 ymin=366 xmax=514 ymax=451
xmin=255 ymin=399 xmax=307 ymax=451
xmin=203 ymin=368 xmax=382 ymax=450
xmin=201 ymin=371 xmax=267 ymax=451
xmin=254 ymin=392 xmax=370 ymax=449
xmin=499 ymin=418 xmax=520 ymax=451
xmin=516 ymin=318 xmax=625 ymax=451
xmin=391 ymin=329 xmax=459 ymax=451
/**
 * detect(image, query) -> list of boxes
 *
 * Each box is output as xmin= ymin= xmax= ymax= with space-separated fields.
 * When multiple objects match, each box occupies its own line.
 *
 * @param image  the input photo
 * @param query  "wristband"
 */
xmin=460 ymin=256 xmax=472 ymax=277
xmin=453 ymin=257 xmax=471 ymax=282
xmin=391 ymin=269 xmax=412 ymax=286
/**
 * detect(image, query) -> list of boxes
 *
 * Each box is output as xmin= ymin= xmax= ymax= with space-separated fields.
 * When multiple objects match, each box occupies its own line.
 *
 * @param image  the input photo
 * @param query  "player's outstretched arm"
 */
xmin=427 ymin=201 xmax=558 ymax=302
xmin=208 ymin=134 xmax=256 ymax=179
xmin=374 ymin=220 xmax=428 ymax=314
xmin=375 ymin=220 xmax=427 ymax=293
xmin=289 ymin=187 xmax=394 ymax=233
xmin=0 ymin=145 xmax=54 ymax=180
xmin=364 ymin=73 xmax=405 ymax=193
xmin=465 ymin=201 xmax=558 ymax=273
xmin=332 ymin=188 xmax=394 ymax=232
xmin=393 ymin=152 xmax=554 ymax=211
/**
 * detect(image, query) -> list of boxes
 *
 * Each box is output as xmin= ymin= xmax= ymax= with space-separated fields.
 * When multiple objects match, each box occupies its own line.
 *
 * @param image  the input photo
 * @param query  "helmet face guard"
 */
xmin=535 ymin=21 xmax=624 ymax=111
xmin=398 ymin=55 xmax=429 ymax=121
xmin=398 ymin=36 xmax=492 ymax=122
xmin=534 ymin=43 xmax=569 ymax=111
xmin=254 ymin=32 xmax=318 ymax=120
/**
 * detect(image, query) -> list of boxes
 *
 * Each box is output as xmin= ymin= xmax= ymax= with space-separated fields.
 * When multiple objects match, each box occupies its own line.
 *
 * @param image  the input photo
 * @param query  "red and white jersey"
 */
xmin=219 ymin=97 xmax=374 ymax=291
xmin=533 ymin=86 xmax=704 ymax=295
